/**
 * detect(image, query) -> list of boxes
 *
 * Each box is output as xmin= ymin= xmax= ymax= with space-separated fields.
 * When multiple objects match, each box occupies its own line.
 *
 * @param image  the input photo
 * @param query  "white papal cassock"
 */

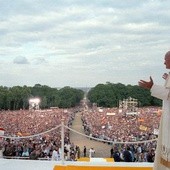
xmin=151 ymin=83 xmax=170 ymax=170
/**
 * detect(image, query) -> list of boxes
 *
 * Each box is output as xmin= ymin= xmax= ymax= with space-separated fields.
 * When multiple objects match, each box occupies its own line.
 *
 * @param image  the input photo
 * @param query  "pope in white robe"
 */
xmin=138 ymin=51 xmax=170 ymax=170
xmin=151 ymin=83 xmax=170 ymax=169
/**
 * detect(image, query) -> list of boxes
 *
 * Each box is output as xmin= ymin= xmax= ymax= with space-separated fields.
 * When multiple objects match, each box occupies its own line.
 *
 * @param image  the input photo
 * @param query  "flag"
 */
xmin=138 ymin=118 xmax=144 ymax=122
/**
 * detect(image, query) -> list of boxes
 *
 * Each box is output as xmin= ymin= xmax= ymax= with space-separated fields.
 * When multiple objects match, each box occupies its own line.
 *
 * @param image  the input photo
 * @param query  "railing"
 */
xmin=0 ymin=119 xmax=158 ymax=165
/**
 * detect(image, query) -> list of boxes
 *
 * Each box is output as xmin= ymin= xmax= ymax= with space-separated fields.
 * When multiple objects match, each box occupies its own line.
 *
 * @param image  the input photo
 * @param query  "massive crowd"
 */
xmin=81 ymin=103 xmax=161 ymax=162
xmin=0 ymin=100 xmax=161 ymax=162
xmin=0 ymin=108 xmax=79 ymax=161
xmin=82 ymin=106 xmax=160 ymax=143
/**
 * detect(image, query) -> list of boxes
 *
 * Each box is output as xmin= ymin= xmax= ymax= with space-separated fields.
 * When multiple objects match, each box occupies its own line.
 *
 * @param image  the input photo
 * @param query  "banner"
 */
xmin=98 ymin=108 xmax=103 ymax=112
xmin=0 ymin=128 xmax=5 ymax=141
xmin=17 ymin=132 xmax=31 ymax=137
xmin=139 ymin=125 xmax=147 ymax=131
xmin=153 ymin=128 xmax=159 ymax=135
xmin=106 ymin=112 xmax=115 ymax=116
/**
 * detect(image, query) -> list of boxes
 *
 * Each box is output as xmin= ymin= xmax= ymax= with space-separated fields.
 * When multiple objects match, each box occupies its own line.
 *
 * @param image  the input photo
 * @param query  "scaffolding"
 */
xmin=119 ymin=97 xmax=139 ymax=116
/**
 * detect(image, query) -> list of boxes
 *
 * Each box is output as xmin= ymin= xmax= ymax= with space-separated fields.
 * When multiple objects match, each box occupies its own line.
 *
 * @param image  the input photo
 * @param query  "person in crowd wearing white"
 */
xmin=51 ymin=147 xmax=60 ymax=161
xmin=89 ymin=148 xmax=95 ymax=158
xmin=64 ymin=143 xmax=71 ymax=160
xmin=22 ymin=147 xmax=29 ymax=157
xmin=138 ymin=50 xmax=170 ymax=169
xmin=136 ymin=144 xmax=142 ymax=162
xmin=0 ymin=144 xmax=5 ymax=158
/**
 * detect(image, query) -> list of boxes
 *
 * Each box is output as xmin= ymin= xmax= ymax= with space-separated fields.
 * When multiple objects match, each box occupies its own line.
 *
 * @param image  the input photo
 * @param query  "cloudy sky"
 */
xmin=0 ymin=0 xmax=170 ymax=88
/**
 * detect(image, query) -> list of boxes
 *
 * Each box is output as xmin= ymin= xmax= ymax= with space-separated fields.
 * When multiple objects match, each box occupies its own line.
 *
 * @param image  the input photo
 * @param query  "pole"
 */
xmin=61 ymin=119 xmax=65 ymax=165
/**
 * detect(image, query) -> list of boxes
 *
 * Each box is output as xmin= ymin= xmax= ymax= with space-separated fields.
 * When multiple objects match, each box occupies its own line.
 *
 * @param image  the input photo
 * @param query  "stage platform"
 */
xmin=0 ymin=158 xmax=153 ymax=170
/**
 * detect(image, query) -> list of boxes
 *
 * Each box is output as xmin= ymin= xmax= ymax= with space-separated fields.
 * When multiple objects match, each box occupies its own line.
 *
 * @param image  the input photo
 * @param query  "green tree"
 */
xmin=58 ymin=86 xmax=84 ymax=108
xmin=88 ymin=83 xmax=162 ymax=107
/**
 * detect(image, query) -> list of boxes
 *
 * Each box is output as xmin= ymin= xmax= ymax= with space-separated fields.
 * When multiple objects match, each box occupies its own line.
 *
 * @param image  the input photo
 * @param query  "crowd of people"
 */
xmin=0 ymin=101 xmax=161 ymax=162
xmin=110 ymin=144 xmax=155 ymax=163
xmin=82 ymin=106 xmax=160 ymax=143
xmin=81 ymin=102 xmax=161 ymax=162
xmin=0 ymin=108 xmax=80 ymax=161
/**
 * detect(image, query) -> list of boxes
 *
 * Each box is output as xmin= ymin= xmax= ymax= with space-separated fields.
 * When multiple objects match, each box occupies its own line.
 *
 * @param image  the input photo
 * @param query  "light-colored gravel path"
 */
xmin=69 ymin=112 xmax=112 ymax=158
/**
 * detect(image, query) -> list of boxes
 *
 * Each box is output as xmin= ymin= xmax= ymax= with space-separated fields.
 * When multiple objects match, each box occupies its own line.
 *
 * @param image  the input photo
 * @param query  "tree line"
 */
xmin=0 ymin=84 xmax=84 ymax=110
xmin=0 ymin=82 xmax=161 ymax=110
xmin=87 ymin=82 xmax=161 ymax=107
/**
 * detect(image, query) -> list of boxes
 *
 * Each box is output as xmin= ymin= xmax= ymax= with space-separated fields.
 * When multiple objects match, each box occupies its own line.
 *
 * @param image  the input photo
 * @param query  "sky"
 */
xmin=0 ymin=0 xmax=170 ymax=88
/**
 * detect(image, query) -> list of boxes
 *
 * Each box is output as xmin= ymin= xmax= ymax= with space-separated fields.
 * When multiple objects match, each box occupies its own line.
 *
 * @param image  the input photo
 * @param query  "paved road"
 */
xmin=69 ymin=112 xmax=112 ymax=158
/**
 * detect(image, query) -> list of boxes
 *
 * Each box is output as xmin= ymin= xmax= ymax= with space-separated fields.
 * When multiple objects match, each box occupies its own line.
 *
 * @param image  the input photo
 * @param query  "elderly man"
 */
xmin=138 ymin=51 xmax=170 ymax=170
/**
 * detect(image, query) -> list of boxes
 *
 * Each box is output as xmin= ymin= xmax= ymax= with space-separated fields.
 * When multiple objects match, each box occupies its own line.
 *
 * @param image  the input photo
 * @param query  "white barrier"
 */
xmin=0 ymin=159 xmax=153 ymax=170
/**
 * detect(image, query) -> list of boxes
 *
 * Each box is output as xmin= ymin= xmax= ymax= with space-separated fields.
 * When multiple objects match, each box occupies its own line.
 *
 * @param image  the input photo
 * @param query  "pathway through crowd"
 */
xmin=69 ymin=112 xmax=112 ymax=158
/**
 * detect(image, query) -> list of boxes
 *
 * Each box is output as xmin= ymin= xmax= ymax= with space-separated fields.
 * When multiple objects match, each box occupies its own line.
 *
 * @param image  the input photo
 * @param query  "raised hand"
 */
xmin=138 ymin=76 xmax=153 ymax=90
xmin=162 ymin=73 xmax=169 ymax=80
